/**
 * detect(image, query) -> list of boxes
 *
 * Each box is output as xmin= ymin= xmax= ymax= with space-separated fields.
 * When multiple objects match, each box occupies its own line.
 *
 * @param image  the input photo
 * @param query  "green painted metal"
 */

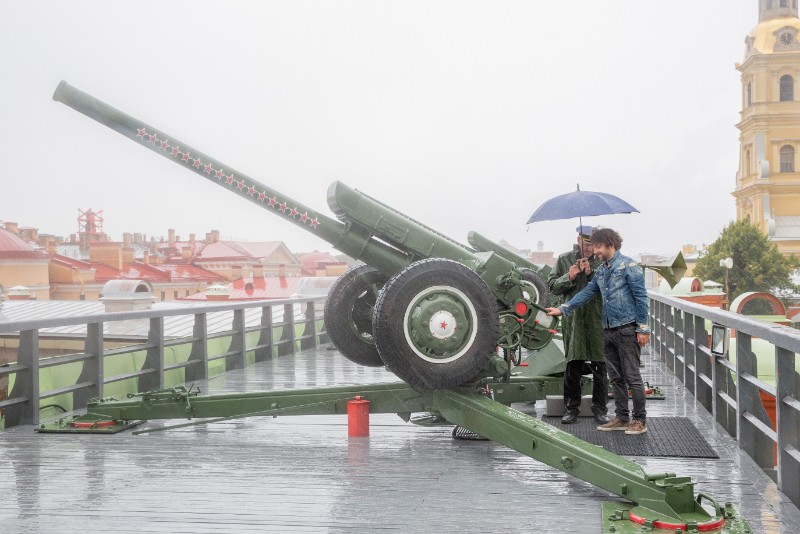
xmin=467 ymin=230 xmax=552 ymax=278
xmin=36 ymin=416 xmax=145 ymax=434
xmin=46 ymin=379 xmax=750 ymax=530
xmin=432 ymin=389 xmax=749 ymax=530
xmin=600 ymin=502 xmax=752 ymax=534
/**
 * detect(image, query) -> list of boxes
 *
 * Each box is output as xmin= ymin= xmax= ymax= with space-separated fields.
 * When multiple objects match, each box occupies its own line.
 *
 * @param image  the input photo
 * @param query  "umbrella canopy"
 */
xmin=527 ymin=188 xmax=639 ymax=224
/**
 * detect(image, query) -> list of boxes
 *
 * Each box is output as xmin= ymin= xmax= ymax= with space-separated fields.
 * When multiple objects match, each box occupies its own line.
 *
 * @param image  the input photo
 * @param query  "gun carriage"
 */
xmin=46 ymin=82 xmax=748 ymax=533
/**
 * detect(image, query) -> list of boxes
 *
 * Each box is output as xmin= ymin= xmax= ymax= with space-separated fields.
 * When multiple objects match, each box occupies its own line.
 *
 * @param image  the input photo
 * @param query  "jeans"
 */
xmin=603 ymin=323 xmax=646 ymax=421
xmin=563 ymin=360 xmax=608 ymax=416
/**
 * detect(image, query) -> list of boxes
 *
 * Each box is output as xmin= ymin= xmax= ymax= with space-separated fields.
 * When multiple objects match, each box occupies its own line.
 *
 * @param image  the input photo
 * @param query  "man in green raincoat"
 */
xmin=548 ymin=226 xmax=608 ymax=425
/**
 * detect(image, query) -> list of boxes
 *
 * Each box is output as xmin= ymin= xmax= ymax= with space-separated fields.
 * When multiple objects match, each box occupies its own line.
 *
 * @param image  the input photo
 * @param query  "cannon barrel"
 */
xmin=52 ymin=81 xmax=410 ymax=275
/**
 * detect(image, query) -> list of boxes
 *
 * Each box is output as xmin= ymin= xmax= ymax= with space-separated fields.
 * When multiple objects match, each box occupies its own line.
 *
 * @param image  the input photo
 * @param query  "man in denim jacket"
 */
xmin=546 ymin=228 xmax=651 ymax=435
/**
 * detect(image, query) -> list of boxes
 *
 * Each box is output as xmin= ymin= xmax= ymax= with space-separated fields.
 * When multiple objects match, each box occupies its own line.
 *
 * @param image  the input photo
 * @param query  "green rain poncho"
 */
xmin=547 ymin=244 xmax=604 ymax=363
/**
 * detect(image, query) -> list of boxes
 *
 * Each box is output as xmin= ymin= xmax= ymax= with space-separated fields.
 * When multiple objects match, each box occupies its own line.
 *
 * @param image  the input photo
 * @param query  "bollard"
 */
xmin=347 ymin=396 xmax=370 ymax=437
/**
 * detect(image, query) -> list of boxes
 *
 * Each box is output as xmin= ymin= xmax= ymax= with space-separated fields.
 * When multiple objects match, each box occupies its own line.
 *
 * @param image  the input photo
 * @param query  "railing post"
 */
xmin=694 ymin=315 xmax=712 ymax=414
xmin=228 ymin=309 xmax=247 ymax=371
xmin=665 ymin=303 xmax=675 ymax=372
xmin=140 ymin=317 xmax=165 ymax=392
xmin=74 ymin=322 xmax=104 ymax=409
xmin=255 ymin=305 xmax=274 ymax=363
xmin=682 ymin=311 xmax=694 ymax=394
xmin=736 ymin=332 xmax=775 ymax=476
xmin=185 ymin=313 xmax=208 ymax=382
xmin=300 ymin=301 xmax=317 ymax=350
xmin=4 ymin=329 xmax=40 ymax=427
xmin=278 ymin=303 xmax=297 ymax=356
xmin=776 ymin=346 xmax=800 ymax=504
xmin=714 ymin=336 xmax=736 ymax=438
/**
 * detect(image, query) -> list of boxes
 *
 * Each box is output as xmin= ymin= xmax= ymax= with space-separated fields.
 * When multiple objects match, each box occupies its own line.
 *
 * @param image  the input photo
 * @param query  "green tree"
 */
xmin=693 ymin=220 xmax=799 ymax=301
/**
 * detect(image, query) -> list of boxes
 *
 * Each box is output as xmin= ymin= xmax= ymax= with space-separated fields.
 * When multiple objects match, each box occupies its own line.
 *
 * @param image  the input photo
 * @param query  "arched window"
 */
xmin=747 ymin=81 xmax=752 ymax=106
xmin=780 ymin=145 xmax=795 ymax=172
xmin=780 ymin=74 xmax=794 ymax=101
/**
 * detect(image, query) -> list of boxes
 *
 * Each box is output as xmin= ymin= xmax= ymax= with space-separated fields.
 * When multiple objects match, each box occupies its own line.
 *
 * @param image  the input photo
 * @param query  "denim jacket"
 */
xmin=558 ymin=251 xmax=651 ymax=334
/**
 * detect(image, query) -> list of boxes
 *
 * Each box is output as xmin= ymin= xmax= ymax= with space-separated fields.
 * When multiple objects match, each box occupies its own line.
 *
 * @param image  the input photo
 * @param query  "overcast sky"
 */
xmin=0 ymin=1 xmax=758 ymax=259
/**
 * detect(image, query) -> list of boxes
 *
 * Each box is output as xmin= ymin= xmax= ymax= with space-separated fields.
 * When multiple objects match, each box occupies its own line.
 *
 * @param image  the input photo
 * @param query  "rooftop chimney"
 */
xmin=100 ymin=280 xmax=155 ymax=312
xmin=168 ymin=228 xmax=176 ymax=247
xmin=211 ymin=230 xmax=220 ymax=243
xmin=4 ymin=222 xmax=18 ymax=234
xmin=6 ymin=285 xmax=31 ymax=300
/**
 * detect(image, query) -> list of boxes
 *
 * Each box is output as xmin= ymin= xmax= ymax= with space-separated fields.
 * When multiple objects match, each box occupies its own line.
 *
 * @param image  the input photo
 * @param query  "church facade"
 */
xmin=734 ymin=0 xmax=800 ymax=256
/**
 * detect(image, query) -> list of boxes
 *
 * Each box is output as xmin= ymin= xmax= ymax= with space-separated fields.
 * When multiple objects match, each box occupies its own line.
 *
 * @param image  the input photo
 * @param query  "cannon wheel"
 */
xmin=373 ymin=259 xmax=499 ymax=391
xmin=520 ymin=268 xmax=549 ymax=306
xmin=324 ymin=265 xmax=388 ymax=367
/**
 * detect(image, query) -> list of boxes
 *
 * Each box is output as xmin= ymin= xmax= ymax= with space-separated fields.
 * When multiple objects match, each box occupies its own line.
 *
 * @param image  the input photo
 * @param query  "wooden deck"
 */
xmin=1 ymin=347 xmax=800 ymax=533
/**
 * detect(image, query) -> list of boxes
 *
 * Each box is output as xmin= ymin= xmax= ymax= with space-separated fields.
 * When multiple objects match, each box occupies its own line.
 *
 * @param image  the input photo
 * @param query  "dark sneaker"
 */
xmin=597 ymin=417 xmax=630 ymax=431
xmin=593 ymin=413 xmax=610 ymax=425
xmin=625 ymin=420 xmax=647 ymax=435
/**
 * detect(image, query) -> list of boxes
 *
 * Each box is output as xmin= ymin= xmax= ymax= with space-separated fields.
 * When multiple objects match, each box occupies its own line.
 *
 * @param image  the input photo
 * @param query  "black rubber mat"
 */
xmin=542 ymin=416 xmax=719 ymax=458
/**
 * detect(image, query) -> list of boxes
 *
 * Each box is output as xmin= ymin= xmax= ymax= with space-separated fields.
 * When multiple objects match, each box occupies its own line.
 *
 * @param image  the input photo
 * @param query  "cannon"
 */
xmin=53 ymin=81 xmax=557 ymax=391
xmin=47 ymin=82 xmax=753 ymax=532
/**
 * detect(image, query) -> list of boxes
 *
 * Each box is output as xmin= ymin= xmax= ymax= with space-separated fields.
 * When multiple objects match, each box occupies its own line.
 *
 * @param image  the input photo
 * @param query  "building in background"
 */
xmin=734 ymin=1 xmax=800 ymax=256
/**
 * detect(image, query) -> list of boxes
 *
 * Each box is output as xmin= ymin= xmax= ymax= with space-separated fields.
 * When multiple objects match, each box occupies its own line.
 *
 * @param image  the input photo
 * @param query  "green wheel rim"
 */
xmin=402 ymin=285 xmax=477 ymax=364
xmin=347 ymin=284 xmax=381 ymax=345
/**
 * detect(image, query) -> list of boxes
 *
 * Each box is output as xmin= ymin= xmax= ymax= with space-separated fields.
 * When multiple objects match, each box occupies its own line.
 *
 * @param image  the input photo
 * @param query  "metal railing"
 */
xmin=649 ymin=291 xmax=800 ymax=507
xmin=0 ymin=297 xmax=328 ymax=429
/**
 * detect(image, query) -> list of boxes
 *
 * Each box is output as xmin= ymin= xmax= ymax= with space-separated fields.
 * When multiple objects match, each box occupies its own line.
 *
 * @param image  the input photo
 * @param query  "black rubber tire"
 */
xmin=372 ymin=258 xmax=499 ymax=391
xmin=520 ymin=268 xmax=549 ymax=307
xmin=324 ymin=265 xmax=388 ymax=367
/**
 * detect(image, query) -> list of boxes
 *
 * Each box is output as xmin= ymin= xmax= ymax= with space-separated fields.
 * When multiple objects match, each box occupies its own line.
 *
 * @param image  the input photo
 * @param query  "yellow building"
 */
xmin=734 ymin=0 xmax=800 ymax=256
xmin=0 ymin=227 xmax=50 ymax=300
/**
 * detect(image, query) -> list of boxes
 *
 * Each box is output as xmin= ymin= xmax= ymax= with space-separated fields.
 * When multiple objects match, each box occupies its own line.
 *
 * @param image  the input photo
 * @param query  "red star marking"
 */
xmin=236 ymin=180 xmax=246 ymax=191
xmin=299 ymin=212 xmax=308 ymax=223
xmin=289 ymin=207 xmax=299 ymax=217
xmin=258 ymin=191 xmax=267 ymax=201
xmin=279 ymin=202 xmax=288 ymax=212
xmin=171 ymin=146 xmax=180 ymax=157
xmin=192 ymin=158 xmax=203 ymax=169
xmin=440 ymin=321 xmax=448 ymax=330
xmin=268 ymin=197 xmax=278 ymax=207
xmin=309 ymin=218 xmax=319 ymax=228
xmin=247 ymin=185 xmax=257 ymax=196
xmin=225 ymin=174 xmax=235 ymax=185
xmin=181 ymin=151 xmax=191 ymax=162
xmin=148 ymin=134 xmax=158 ymax=144
xmin=215 ymin=169 xmax=224 ymax=179
xmin=204 ymin=163 xmax=213 ymax=174
xmin=160 ymin=139 xmax=170 ymax=150
xmin=136 ymin=128 xmax=147 ymax=139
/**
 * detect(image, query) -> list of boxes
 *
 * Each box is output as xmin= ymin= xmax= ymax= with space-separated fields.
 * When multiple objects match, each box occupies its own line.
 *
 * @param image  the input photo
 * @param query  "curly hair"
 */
xmin=590 ymin=228 xmax=623 ymax=250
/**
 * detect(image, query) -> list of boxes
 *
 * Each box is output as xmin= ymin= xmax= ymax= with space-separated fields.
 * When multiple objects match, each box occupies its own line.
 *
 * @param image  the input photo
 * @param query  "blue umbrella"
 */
xmin=527 ymin=185 xmax=639 ymax=224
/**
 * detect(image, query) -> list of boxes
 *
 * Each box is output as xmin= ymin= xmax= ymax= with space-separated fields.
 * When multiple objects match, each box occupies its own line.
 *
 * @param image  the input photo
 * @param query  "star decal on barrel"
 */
xmin=134 ymin=125 xmax=321 ymax=231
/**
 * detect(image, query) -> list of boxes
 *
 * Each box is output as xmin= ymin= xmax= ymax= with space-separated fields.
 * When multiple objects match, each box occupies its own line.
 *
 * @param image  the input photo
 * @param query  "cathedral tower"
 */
xmin=734 ymin=0 xmax=800 ymax=255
